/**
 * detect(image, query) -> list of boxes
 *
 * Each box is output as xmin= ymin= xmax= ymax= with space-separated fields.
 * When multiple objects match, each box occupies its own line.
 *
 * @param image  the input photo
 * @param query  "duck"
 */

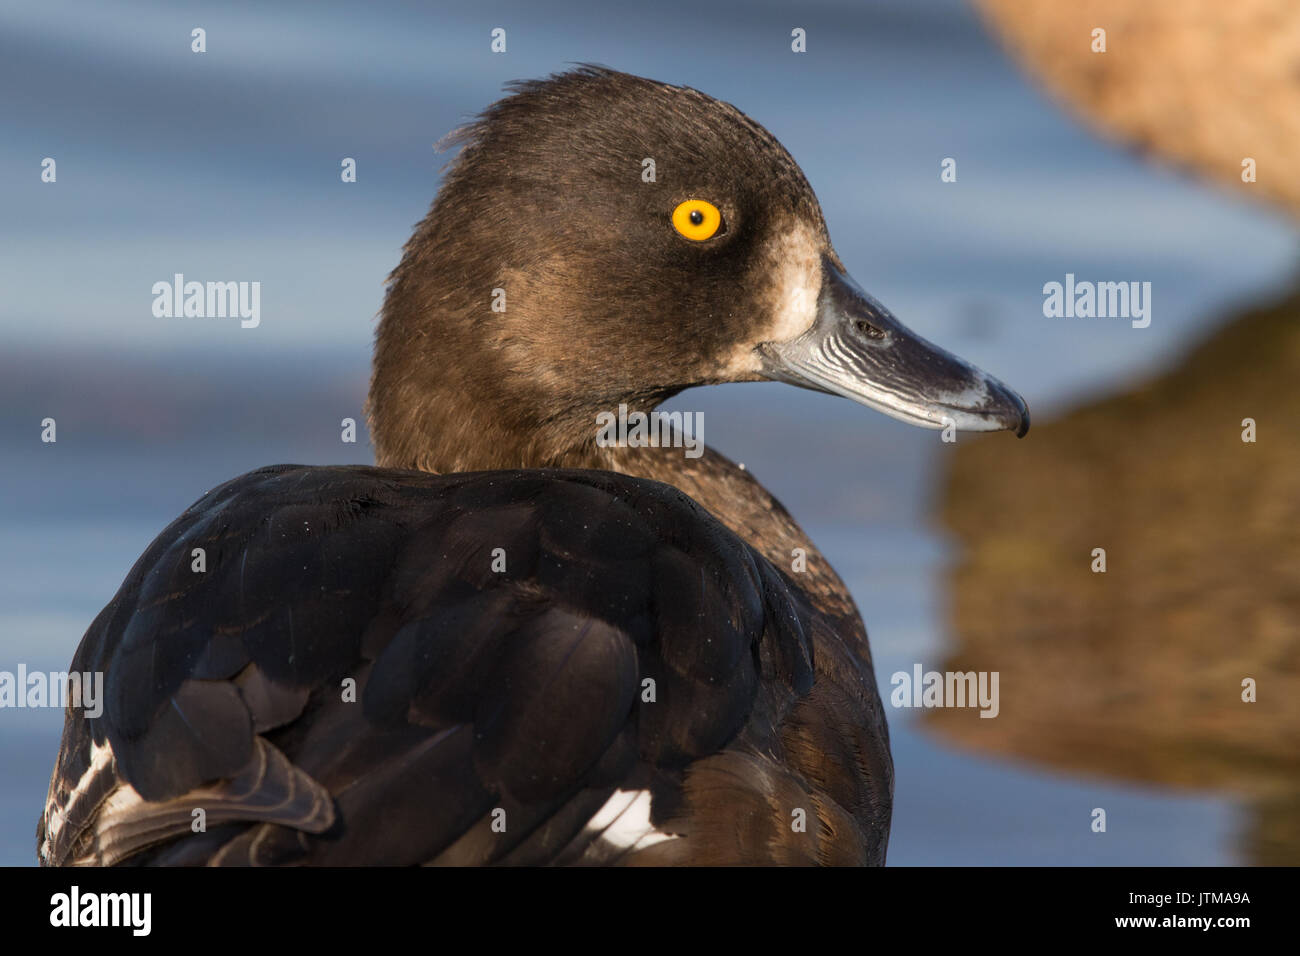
xmin=37 ymin=66 xmax=1028 ymax=867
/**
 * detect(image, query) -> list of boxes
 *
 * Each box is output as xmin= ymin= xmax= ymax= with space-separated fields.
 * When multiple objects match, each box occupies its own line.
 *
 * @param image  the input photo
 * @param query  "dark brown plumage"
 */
xmin=40 ymin=67 xmax=1027 ymax=866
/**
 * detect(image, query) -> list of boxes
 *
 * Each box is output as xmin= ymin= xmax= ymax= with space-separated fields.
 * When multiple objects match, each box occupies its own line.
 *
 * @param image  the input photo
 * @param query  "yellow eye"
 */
xmin=672 ymin=199 xmax=723 ymax=241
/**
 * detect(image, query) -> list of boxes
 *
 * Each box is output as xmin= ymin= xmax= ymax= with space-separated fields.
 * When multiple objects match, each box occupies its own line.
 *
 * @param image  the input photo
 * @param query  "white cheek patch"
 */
xmin=762 ymin=224 xmax=824 ymax=344
xmin=722 ymin=224 xmax=824 ymax=378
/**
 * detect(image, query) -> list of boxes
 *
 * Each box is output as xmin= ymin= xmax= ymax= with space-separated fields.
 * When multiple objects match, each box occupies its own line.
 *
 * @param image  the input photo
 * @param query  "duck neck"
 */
xmin=367 ymin=341 xmax=671 ymax=475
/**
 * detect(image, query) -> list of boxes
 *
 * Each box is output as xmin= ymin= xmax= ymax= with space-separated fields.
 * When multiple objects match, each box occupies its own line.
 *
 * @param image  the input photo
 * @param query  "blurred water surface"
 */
xmin=2 ymin=0 xmax=1294 ymax=865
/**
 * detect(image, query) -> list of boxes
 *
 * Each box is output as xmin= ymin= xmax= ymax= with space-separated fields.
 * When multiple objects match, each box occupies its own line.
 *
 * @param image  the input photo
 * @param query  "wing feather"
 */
xmin=38 ymin=464 xmax=877 ymax=866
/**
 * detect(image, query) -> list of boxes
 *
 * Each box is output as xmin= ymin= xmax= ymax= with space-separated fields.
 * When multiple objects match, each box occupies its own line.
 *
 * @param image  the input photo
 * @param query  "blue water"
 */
xmin=1 ymin=0 xmax=1287 ymax=864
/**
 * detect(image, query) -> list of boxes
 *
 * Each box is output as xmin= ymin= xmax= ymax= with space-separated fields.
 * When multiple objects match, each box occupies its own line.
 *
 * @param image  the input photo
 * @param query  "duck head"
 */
xmin=370 ymin=67 xmax=1028 ymax=472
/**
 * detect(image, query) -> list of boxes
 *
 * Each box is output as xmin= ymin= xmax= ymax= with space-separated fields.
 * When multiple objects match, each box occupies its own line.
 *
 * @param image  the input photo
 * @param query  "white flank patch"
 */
xmin=586 ymin=788 xmax=678 ymax=851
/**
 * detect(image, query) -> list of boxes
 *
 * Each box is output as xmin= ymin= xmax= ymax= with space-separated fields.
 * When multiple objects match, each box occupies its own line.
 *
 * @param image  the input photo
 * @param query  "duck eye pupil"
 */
xmin=689 ymin=210 xmax=704 ymax=226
